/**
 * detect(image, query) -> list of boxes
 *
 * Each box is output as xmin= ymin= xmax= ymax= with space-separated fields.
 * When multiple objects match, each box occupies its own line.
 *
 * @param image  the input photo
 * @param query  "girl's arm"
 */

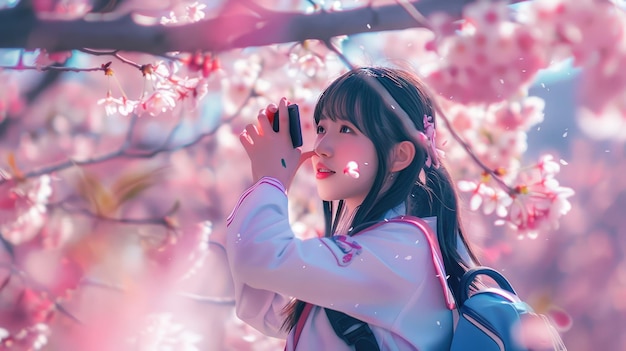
xmin=231 ymin=283 xmax=292 ymax=338
xmin=226 ymin=177 xmax=436 ymax=326
xmin=207 ymin=239 xmax=291 ymax=339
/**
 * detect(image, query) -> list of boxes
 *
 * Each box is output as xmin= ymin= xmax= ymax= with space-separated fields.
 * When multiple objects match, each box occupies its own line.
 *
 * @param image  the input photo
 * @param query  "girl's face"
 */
xmin=312 ymin=118 xmax=378 ymax=211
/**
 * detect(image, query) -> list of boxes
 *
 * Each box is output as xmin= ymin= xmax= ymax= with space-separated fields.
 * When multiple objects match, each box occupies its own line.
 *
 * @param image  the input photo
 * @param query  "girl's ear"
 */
xmin=390 ymin=141 xmax=416 ymax=173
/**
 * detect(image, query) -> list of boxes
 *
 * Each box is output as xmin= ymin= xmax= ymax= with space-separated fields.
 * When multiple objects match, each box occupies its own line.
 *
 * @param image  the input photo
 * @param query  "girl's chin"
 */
xmin=316 ymin=191 xmax=338 ymax=202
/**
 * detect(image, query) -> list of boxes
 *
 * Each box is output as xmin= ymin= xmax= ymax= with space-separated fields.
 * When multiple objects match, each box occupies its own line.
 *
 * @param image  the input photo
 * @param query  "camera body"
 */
xmin=270 ymin=104 xmax=303 ymax=148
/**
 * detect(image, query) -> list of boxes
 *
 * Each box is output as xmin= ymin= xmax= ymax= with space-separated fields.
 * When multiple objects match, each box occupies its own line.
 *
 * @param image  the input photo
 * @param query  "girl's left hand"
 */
xmin=239 ymin=98 xmax=313 ymax=190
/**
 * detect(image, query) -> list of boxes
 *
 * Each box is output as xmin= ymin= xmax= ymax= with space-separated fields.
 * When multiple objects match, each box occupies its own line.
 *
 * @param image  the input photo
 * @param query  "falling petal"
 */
xmin=343 ymin=161 xmax=360 ymax=179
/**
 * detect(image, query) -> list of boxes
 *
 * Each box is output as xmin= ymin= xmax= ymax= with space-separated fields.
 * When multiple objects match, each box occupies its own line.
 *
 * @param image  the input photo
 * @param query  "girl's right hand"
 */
xmin=240 ymin=98 xmax=313 ymax=190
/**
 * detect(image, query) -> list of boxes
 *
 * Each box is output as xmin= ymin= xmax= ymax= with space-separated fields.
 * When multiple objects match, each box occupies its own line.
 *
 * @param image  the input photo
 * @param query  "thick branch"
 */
xmin=0 ymin=0 xmax=466 ymax=54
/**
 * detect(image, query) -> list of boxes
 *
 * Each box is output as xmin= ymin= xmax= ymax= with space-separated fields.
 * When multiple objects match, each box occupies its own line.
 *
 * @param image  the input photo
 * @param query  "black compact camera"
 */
xmin=271 ymin=104 xmax=303 ymax=148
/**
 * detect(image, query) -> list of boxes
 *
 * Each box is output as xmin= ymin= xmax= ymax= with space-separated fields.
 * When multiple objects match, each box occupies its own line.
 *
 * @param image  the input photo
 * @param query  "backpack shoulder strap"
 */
xmin=324 ymin=308 xmax=380 ymax=351
xmin=388 ymin=216 xmax=456 ymax=310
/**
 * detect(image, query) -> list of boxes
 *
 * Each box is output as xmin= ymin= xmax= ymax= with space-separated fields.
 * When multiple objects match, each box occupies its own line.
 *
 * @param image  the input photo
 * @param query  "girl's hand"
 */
xmin=239 ymin=98 xmax=313 ymax=190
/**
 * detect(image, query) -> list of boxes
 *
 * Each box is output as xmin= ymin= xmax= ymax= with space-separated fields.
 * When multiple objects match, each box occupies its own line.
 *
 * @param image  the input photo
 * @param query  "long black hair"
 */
xmin=282 ymin=67 xmax=480 ymax=330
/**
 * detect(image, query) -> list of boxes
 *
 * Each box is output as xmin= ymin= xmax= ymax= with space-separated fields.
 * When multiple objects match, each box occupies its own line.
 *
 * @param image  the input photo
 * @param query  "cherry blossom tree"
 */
xmin=0 ymin=0 xmax=625 ymax=350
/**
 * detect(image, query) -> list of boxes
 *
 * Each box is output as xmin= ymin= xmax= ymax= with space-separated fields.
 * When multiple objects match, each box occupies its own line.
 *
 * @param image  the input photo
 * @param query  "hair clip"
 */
xmin=423 ymin=114 xmax=441 ymax=169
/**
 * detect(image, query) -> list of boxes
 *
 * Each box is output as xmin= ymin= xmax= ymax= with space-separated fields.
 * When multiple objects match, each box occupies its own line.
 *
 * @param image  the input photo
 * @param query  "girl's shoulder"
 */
xmin=346 ymin=215 xmax=438 ymax=251
xmin=356 ymin=215 xmax=436 ymax=239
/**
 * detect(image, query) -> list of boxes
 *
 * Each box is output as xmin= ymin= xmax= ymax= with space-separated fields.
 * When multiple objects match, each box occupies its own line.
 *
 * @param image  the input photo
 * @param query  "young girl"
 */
xmin=226 ymin=67 xmax=479 ymax=350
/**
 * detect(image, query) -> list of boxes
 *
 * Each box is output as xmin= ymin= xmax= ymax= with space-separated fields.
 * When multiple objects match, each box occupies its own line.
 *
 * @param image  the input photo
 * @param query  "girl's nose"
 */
xmin=314 ymin=136 xmax=332 ymax=158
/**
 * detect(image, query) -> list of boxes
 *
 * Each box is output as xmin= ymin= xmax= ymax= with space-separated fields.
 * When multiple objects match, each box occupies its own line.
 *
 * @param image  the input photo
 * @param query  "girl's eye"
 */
xmin=316 ymin=125 xmax=325 ymax=134
xmin=339 ymin=125 xmax=353 ymax=133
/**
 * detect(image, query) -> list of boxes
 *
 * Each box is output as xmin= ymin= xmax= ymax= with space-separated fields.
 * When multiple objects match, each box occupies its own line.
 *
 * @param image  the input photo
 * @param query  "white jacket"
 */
xmin=226 ymin=177 xmax=456 ymax=350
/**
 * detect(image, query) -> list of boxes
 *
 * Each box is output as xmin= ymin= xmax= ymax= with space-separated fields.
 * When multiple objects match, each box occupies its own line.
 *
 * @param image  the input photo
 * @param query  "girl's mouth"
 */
xmin=316 ymin=167 xmax=335 ymax=179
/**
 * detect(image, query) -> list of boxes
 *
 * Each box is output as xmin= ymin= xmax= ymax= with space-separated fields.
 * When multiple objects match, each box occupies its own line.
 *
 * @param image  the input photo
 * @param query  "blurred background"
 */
xmin=0 ymin=0 xmax=625 ymax=350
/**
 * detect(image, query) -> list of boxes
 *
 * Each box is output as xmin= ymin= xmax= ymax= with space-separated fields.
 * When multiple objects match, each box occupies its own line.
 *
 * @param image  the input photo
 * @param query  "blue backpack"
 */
xmin=451 ymin=266 xmax=567 ymax=351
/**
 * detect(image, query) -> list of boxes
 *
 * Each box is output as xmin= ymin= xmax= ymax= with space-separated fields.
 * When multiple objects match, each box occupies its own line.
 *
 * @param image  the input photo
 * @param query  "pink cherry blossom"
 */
xmin=458 ymin=179 xmax=512 ymax=217
xmin=457 ymin=179 xmax=485 ymax=211
xmin=98 ymin=92 xmax=138 ymax=117
xmin=140 ymin=89 xmax=177 ymax=116
xmin=506 ymin=167 xmax=574 ymax=238
xmin=143 ymin=61 xmax=172 ymax=81
xmin=293 ymin=52 xmax=325 ymax=78
xmin=118 ymin=96 xmax=139 ymax=116
xmin=159 ymin=1 xmax=208 ymax=25
xmin=536 ymin=155 xmax=560 ymax=177
xmin=171 ymin=76 xmax=209 ymax=111
xmin=481 ymin=185 xmax=513 ymax=217
xmin=494 ymin=96 xmax=546 ymax=131
xmin=220 ymin=57 xmax=263 ymax=114
xmin=160 ymin=11 xmax=178 ymax=25
xmin=186 ymin=2 xmax=207 ymax=23
xmin=97 ymin=91 xmax=122 ymax=116
xmin=463 ymin=0 xmax=510 ymax=28
xmin=1 ymin=175 xmax=52 ymax=245
xmin=423 ymin=115 xmax=440 ymax=168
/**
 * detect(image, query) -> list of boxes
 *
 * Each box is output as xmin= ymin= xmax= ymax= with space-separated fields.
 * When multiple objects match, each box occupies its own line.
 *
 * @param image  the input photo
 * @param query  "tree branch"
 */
xmin=0 ymin=0 xmax=468 ymax=54
xmin=0 ymin=83 xmax=259 ymax=185
xmin=0 ymin=64 xmax=106 ymax=72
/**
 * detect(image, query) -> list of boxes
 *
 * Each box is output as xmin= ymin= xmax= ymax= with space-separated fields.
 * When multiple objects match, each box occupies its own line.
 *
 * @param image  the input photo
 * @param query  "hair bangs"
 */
xmin=314 ymin=73 xmax=383 ymax=134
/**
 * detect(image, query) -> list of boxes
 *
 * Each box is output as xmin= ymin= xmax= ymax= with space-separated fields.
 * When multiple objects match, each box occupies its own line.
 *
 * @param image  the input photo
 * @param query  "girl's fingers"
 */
xmin=277 ymin=98 xmax=288 ymax=127
xmin=239 ymin=131 xmax=253 ymax=155
xmin=239 ymin=131 xmax=250 ymax=145
xmin=274 ymin=98 xmax=290 ymax=142
xmin=244 ymin=123 xmax=259 ymax=141
xmin=257 ymin=110 xmax=272 ymax=134
xmin=257 ymin=110 xmax=269 ymax=133
xmin=298 ymin=150 xmax=316 ymax=168
xmin=248 ymin=99 xmax=290 ymax=143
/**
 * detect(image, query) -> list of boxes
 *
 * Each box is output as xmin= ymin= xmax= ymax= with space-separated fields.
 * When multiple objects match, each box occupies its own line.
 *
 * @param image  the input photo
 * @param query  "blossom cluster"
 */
xmin=92 ymin=2 xmax=218 ymax=118
xmin=437 ymin=95 xmax=546 ymax=176
xmin=458 ymin=155 xmax=574 ymax=239
xmin=423 ymin=0 xmax=626 ymax=141
xmin=422 ymin=1 xmax=549 ymax=104
xmin=436 ymin=92 xmax=575 ymax=239
xmin=160 ymin=2 xmax=208 ymax=25
xmin=97 ymin=60 xmax=215 ymax=117
xmin=0 ymin=174 xmax=52 ymax=245
xmin=523 ymin=0 xmax=626 ymax=140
